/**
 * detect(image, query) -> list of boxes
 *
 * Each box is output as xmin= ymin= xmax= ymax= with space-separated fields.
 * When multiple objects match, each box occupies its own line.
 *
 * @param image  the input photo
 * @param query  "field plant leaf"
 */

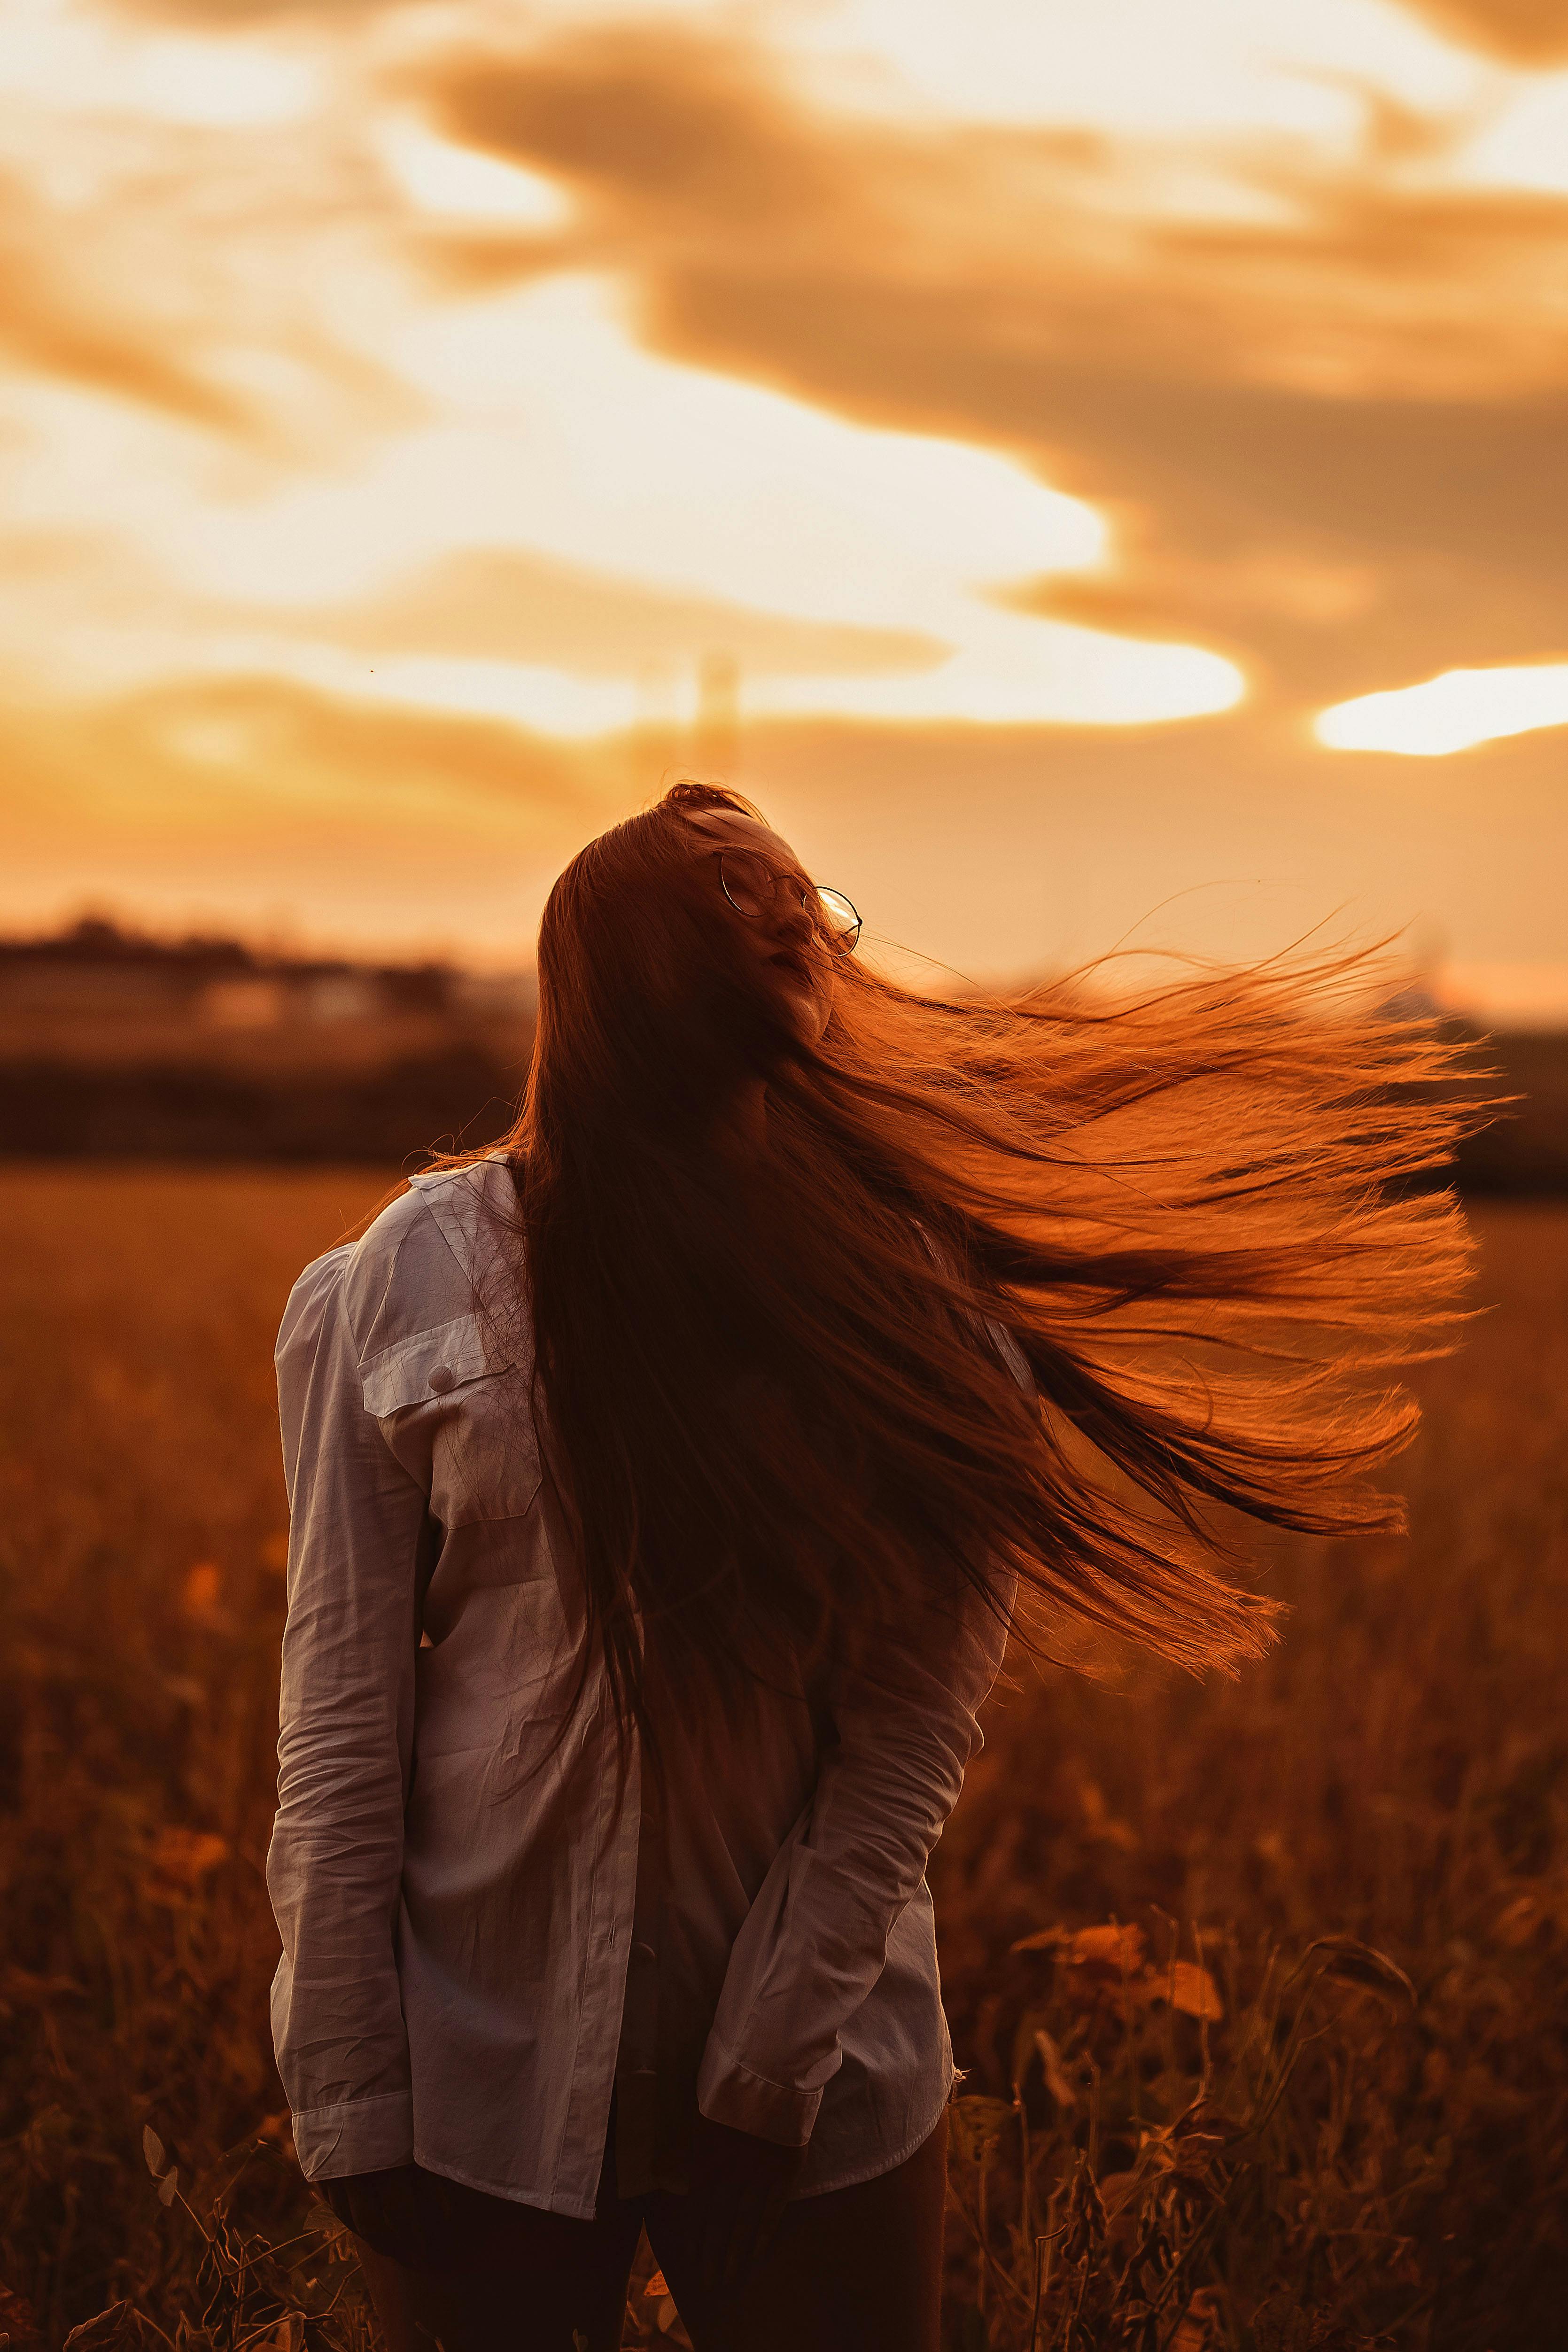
xmin=1010 ymin=2011 xmax=1080 ymax=2112
xmin=1035 ymin=2027 xmax=1082 ymax=2114
xmin=1166 ymin=1962 xmax=1225 ymax=2022
xmin=950 ymin=2094 xmax=1016 ymax=2162
xmin=62 ymin=2305 xmax=134 ymax=2350
xmin=1291 ymin=1935 xmax=1417 ymax=2006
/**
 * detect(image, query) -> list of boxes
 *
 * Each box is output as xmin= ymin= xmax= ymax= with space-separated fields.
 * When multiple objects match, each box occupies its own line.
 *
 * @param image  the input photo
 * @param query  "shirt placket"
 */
xmin=613 ymin=1748 xmax=667 ymax=2196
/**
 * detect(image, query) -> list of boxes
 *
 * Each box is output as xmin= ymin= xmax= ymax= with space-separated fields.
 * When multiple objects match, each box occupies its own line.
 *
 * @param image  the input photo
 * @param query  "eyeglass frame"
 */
xmin=710 ymin=847 xmax=862 ymax=953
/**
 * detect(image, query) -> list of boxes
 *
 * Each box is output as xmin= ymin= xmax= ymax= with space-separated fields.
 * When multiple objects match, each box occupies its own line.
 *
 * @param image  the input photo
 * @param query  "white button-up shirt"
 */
xmin=267 ymin=1158 xmax=1012 ymax=2216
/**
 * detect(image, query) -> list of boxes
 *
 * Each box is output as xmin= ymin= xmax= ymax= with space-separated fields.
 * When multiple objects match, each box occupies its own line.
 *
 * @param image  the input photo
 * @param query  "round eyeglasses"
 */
xmin=717 ymin=848 xmax=862 ymax=952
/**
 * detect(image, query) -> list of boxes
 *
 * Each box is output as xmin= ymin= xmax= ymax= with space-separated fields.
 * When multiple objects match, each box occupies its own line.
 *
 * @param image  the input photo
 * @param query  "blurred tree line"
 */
xmin=0 ymin=918 xmax=1559 ymax=1187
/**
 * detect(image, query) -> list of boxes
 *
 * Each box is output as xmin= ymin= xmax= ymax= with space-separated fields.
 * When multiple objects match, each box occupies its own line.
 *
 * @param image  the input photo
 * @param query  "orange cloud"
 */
xmin=0 ymin=170 xmax=244 ymax=429
xmin=1408 ymin=1 xmax=1568 ymax=64
xmin=424 ymin=22 xmax=1568 ymax=711
xmin=318 ymin=547 xmax=948 ymax=679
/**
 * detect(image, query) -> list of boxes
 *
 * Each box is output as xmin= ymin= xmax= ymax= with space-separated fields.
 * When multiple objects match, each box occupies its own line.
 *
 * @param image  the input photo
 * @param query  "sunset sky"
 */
xmin=2 ymin=0 xmax=1566 ymax=1002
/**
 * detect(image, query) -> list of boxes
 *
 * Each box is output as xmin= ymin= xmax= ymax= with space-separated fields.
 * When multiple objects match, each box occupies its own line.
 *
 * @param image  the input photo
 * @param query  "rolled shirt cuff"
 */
xmin=290 ymin=2088 xmax=415 ymax=2181
xmin=696 ymin=2033 xmax=824 ymax=2149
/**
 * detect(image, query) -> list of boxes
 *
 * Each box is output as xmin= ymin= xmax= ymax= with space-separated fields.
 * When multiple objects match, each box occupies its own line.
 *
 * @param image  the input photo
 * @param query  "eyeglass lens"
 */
xmin=719 ymin=851 xmax=860 ymax=950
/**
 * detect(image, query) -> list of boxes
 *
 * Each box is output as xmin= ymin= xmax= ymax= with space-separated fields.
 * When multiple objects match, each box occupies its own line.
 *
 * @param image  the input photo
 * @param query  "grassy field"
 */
xmin=0 ymin=1167 xmax=1563 ymax=2349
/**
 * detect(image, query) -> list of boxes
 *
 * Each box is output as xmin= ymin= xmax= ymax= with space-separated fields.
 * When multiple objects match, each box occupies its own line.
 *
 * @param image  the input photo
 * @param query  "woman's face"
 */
xmin=683 ymin=807 xmax=835 ymax=1047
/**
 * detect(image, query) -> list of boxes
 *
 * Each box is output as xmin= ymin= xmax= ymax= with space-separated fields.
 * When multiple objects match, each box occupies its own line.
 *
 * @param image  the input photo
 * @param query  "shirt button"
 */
xmin=427 ymin=1364 xmax=456 ymax=1395
xmin=633 ymin=1941 xmax=657 ymax=1965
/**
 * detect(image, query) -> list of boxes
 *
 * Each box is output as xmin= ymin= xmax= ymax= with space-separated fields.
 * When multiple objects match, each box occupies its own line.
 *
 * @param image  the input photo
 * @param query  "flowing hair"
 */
xmin=497 ymin=781 xmax=1481 ymax=1764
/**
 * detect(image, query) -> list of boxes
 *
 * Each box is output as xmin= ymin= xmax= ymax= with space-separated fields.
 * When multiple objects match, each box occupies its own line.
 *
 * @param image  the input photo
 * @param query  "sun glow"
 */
xmin=376 ymin=117 xmax=574 ymax=228
xmin=1315 ymin=665 xmax=1568 ymax=756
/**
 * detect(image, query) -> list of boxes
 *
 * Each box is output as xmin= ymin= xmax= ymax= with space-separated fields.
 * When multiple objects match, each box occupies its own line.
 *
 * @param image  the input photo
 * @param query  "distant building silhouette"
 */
xmin=0 ymin=916 xmax=475 ymax=1031
xmin=0 ymin=917 xmax=538 ymax=1161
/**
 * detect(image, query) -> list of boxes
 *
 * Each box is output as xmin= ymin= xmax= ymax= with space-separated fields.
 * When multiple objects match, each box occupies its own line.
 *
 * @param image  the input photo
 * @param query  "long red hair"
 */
xmin=499 ymin=782 xmax=1479 ymax=1759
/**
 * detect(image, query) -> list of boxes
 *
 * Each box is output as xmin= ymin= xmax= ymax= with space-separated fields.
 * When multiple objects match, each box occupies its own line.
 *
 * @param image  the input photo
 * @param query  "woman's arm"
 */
xmin=267 ymin=1249 xmax=429 ymax=2181
xmin=695 ymin=1571 xmax=1014 ymax=2148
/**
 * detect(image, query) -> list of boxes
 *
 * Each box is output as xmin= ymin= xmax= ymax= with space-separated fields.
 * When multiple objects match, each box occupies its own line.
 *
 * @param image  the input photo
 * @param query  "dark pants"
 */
xmin=342 ymin=2108 xmax=949 ymax=2352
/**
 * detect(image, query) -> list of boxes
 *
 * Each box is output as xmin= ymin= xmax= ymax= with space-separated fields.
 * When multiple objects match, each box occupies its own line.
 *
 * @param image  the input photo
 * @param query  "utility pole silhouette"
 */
xmin=694 ymin=650 xmax=740 ymax=778
xmin=629 ymin=659 xmax=681 ymax=794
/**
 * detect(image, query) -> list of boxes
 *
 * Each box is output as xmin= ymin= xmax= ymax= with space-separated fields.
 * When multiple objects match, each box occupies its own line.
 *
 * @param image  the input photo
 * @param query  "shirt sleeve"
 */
xmin=694 ymin=1571 xmax=1014 ymax=2147
xmin=266 ymin=1247 xmax=428 ymax=2181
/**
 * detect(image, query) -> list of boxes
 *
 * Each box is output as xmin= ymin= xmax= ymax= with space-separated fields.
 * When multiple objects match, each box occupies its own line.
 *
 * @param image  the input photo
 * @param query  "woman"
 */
xmin=268 ymin=782 xmax=1474 ymax=2351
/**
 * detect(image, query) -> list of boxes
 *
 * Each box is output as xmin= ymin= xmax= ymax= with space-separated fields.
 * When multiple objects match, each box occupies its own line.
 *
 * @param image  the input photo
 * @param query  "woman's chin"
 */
xmin=779 ymin=979 xmax=830 ymax=1046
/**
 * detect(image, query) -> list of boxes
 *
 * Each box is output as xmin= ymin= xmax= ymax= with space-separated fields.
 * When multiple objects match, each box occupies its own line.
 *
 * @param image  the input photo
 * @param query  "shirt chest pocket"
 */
xmin=359 ymin=1312 xmax=543 ymax=1528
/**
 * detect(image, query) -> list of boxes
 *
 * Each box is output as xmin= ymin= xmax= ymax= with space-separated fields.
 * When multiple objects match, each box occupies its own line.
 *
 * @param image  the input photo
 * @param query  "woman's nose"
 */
xmin=770 ymin=893 xmax=813 ymax=947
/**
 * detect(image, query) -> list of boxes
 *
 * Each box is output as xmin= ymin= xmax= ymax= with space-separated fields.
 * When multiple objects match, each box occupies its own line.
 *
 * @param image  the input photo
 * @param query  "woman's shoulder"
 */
xmin=279 ymin=1156 xmax=522 ymax=1375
